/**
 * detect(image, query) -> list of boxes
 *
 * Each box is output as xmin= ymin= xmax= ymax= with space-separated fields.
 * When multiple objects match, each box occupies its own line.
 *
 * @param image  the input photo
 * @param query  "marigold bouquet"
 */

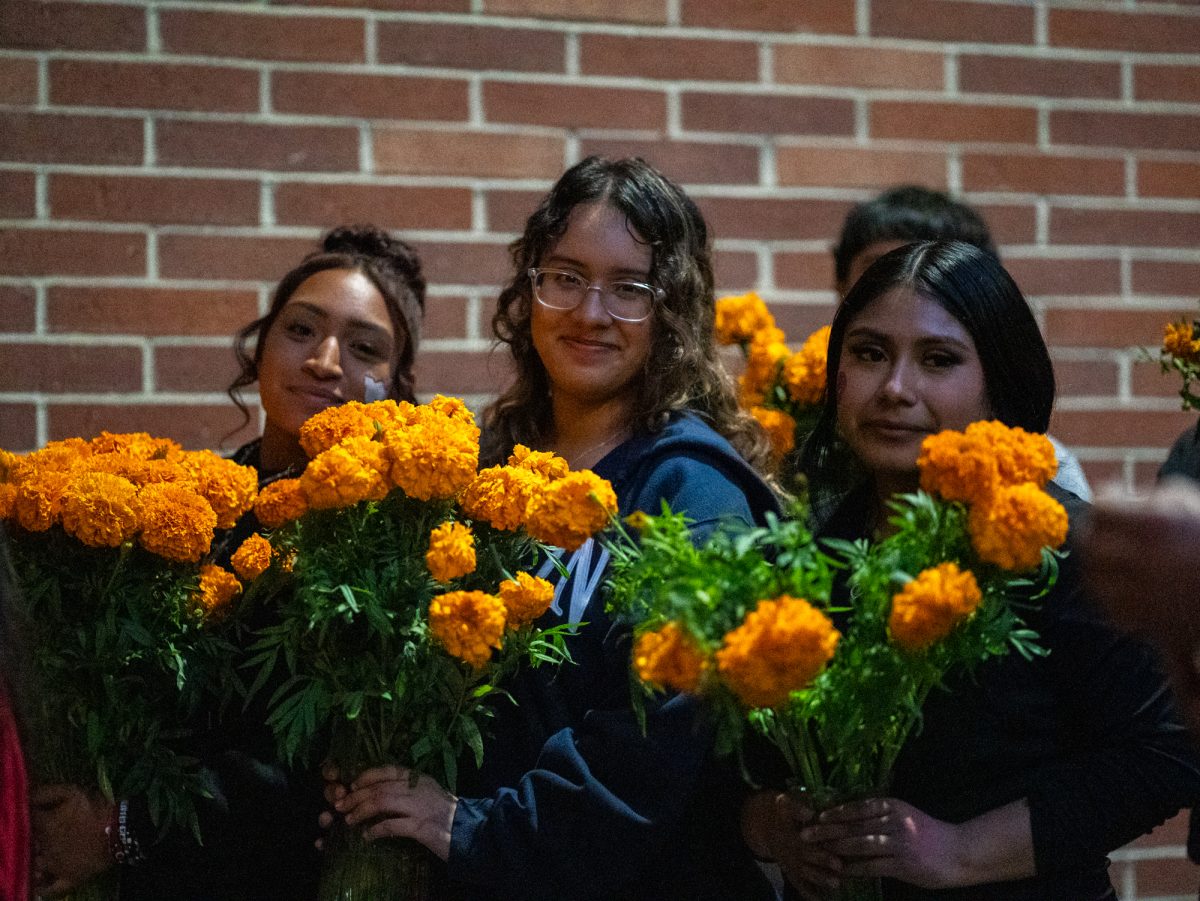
xmin=1158 ymin=313 xmax=1200 ymax=412
xmin=607 ymin=420 xmax=1067 ymax=808
xmin=715 ymin=291 xmax=830 ymax=466
xmin=0 ymin=432 xmax=257 ymax=847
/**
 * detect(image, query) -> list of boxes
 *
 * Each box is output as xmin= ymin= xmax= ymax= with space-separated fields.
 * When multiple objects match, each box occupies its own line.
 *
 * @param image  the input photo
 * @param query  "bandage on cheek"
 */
xmin=364 ymin=375 xmax=388 ymax=403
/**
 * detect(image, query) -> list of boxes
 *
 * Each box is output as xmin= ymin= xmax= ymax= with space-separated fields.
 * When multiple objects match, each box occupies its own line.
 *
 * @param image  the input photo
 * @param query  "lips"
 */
xmin=863 ymin=420 xmax=928 ymax=439
xmin=289 ymin=386 xmax=343 ymax=407
xmin=559 ymin=334 xmax=619 ymax=355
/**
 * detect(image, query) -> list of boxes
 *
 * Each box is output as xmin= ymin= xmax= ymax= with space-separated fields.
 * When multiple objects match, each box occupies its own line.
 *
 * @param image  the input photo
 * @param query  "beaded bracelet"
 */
xmin=104 ymin=800 xmax=146 ymax=867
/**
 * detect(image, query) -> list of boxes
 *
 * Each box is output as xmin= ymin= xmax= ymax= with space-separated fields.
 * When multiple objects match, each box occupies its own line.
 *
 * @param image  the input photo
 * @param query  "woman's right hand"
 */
xmin=31 ymin=784 xmax=114 ymax=897
xmin=741 ymin=791 xmax=843 ymax=900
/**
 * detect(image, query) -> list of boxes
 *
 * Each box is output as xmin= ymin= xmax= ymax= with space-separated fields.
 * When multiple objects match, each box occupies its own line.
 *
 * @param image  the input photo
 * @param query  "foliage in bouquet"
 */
xmin=242 ymin=396 xmax=617 ymax=790
xmin=715 ymin=291 xmax=830 ymax=466
xmin=1158 ymin=313 xmax=1200 ymax=412
xmin=607 ymin=420 xmax=1068 ymax=799
xmin=0 ymin=432 xmax=258 ymax=837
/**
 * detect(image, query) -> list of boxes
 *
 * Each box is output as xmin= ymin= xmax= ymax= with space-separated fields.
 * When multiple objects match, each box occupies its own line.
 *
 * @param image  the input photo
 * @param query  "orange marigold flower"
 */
xmin=194 ymin=564 xmax=241 ymax=614
xmin=138 ymin=482 xmax=217 ymax=563
xmin=498 ymin=572 xmax=555 ymax=628
xmin=751 ymin=406 xmax=796 ymax=460
xmin=963 ymin=421 xmax=1056 ymax=489
xmin=508 ymin=445 xmax=569 ymax=481
xmin=179 ymin=450 xmax=259 ymax=529
xmin=0 ymin=484 xmax=15 ymax=520
xmin=426 ymin=521 xmax=476 ymax=583
xmin=715 ymin=292 xmax=776 ymax=346
xmin=968 ymin=483 xmax=1069 ymax=572
xmin=255 ymin=479 xmax=308 ymax=529
xmin=428 ymin=589 xmax=507 ymax=670
xmin=60 ymin=472 xmax=141 ymax=548
xmin=715 ymin=596 xmax=840 ymax=709
xmin=90 ymin=431 xmax=183 ymax=462
xmin=782 ymin=326 xmax=831 ymax=409
xmin=301 ymin=437 xmax=388 ymax=510
xmin=918 ymin=431 xmax=999 ymax=506
xmin=382 ymin=413 xmax=479 ymax=502
xmin=633 ymin=622 xmax=708 ymax=694
xmin=525 ymin=470 xmax=618 ymax=551
xmin=889 ymin=562 xmax=983 ymax=652
xmin=1164 ymin=320 xmax=1200 ymax=363
xmin=298 ymin=402 xmax=380 ymax=458
xmin=231 ymin=533 xmax=274 ymax=581
xmin=425 ymin=394 xmax=477 ymax=428
xmin=13 ymin=469 xmax=72 ymax=532
xmin=460 ymin=465 xmax=544 ymax=532
xmin=0 ymin=449 xmax=21 ymax=483
xmin=739 ymin=327 xmax=790 ymax=407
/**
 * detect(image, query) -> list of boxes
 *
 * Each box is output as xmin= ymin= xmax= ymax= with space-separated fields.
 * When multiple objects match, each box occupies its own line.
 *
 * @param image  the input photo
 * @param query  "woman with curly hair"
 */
xmin=326 ymin=157 xmax=780 ymax=901
xmin=744 ymin=241 xmax=1200 ymax=901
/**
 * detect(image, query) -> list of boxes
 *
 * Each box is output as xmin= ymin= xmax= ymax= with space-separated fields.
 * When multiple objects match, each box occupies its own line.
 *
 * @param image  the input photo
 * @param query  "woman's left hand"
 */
xmin=334 ymin=765 xmax=457 ymax=861
xmin=798 ymin=798 xmax=967 ymax=889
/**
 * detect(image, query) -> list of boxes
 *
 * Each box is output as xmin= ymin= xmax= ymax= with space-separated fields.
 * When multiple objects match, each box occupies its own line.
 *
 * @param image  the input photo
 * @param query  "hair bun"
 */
xmin=321 ymin=225 xmax=426 ymax=311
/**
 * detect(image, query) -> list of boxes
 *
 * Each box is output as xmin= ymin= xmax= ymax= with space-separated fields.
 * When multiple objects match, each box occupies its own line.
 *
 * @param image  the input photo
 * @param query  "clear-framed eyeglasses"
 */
xmin=528 ymin=268 xmax=663 ymax=323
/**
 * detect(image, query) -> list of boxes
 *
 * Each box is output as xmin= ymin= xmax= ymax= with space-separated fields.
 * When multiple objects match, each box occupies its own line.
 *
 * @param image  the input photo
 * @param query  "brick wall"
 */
xmin=1 ymin=0 xmax=1199 ymax=893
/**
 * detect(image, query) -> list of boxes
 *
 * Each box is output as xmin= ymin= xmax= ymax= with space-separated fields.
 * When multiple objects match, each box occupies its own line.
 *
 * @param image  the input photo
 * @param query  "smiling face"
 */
xmin=835 ymin=286 xmax=990 ymax=494
xmin=530 ymin=201 xmax=655 ymax=414
xmin=257 ymin=268 xmax=400 ymax=451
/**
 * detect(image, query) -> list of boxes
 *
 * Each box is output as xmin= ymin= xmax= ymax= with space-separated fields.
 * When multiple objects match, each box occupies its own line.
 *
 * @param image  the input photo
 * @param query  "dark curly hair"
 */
xmin=227 ymin=225 xmax=426 ymax=432
xmin=481 ymin=156 xmax=773 ymax=474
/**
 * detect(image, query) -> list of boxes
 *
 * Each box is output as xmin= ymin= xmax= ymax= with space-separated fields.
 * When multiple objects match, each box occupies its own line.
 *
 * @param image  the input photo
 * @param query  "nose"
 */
xmin=879 ymin=359 xmax=917 ymax=405
xmin=572 ymin=283 xmax=612 ymax=323
xmin=304 ymin=336 xmax=342 ymax=379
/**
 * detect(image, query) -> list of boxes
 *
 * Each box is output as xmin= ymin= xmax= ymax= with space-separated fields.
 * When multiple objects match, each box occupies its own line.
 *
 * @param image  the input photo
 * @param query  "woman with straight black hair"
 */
xmin=746 ymin=241 xmax=1200 ymax=900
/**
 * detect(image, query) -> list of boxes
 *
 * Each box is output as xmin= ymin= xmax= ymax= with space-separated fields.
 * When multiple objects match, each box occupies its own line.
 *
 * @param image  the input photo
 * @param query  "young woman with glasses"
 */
xmin=323 ymin=156 xmax=781 ymax=900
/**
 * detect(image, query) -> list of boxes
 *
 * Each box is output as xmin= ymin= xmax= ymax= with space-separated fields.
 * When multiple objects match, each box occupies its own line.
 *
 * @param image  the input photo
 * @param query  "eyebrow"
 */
xmin=285 ymin=301 xmax=394 ymax=338
xmin=541 ymin=254 xmax=652 ymax=281
xmin=845 ymin=325 xmax=974 ymax=351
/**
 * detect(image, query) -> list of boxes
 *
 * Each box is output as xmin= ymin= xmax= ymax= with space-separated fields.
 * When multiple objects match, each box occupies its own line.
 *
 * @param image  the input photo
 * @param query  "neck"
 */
xmin=870 ymin=471 xmax=919 ymax=537
xmin=549 ymin=395 xmax=635 ymax=470
xmin=258 ymin=421 xmax=308 ymax=475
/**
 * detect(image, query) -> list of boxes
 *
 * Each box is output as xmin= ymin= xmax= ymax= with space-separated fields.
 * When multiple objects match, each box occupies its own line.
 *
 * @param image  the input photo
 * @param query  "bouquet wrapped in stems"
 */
xmin=1158 ymin=311 xmax=1200 ymax=412
xmin=607 ymin=421 xmax=1068 ymax=849
xmin=714 ymin=291 xmax=830 ymax=466
xmin=239 ymin=396 xmax=616 ymax=901
xmin=0 ymin=431 xmax=258 ymax=880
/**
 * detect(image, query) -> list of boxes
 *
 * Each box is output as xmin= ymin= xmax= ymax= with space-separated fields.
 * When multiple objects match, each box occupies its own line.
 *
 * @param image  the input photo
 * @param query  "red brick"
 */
xmin=0 ymin=58 xmax=38 ymax=104
xmin=771 ymin=303 xmax=837 ymax=341
xmin=682 ymin=0 xmax=852 ymax=32
xmin=581 ymin=34 xmax=757 ymax=82
xmin=157 ymin=121 xmax=359 ymax=173
xmin=482 ymin=0 xmax=665 ymax=25
xmin=1082 ymin=459 xmax=1125 ymax=490
xmin=1051 ymin=208 xmax=1200 ymax=249
xmin=682 ymin=92 xmax=854 ymax=137
xmin=976 ymin=204 xmax=1036 ymax=245
xmin=774 ymin=252 xmax=833 ymax=292
xmin=1052 ymin=359 xmax=1119 ymax=397
xmin=1137 ymin=64 xmax=1200 ymax=104
xmin=374 ymin=128 xmax=564 ymax=179
xmin=276 ymin=0 xmax=466 ymax=10
xmin=50 ymin=174 xmax=259 ymax=227
xmin=0 ymin=171 xmax=36 ymax=218
xmin=272 ymin=71 xmax=468 ymax=122
xmin=0 ymin=285 xmax=36 ymax=331
xmin=0 ymin=229 xmax=145 ymax=277
xmin=1139 ymin=160 xmax=1200 ymax=201
xmin=47 ymin=287 xmax=259 ymax=337
xmin=157 ymin=235 xmax=313 ymax=282
xmin=1133 ymin=460 xmax=1167 ymax=491
xmin=484 ymin=82 xmax=665 ymax=131
xmin=962 ymin=153 xmax=1125 ymax=197
xmin=49 ymin=403 xmax=259 ymax=451
xmin=1052 ymin=110 xmax=1200 ymax=153
xmin=872 ymin=101 xmax=1037 ymax=145
xmin=580 ymin=138 xmax=760 ymax=187
xmin=1131 ymin=811 xmax=1190 ymax=849
xmin=1050 ymin=408 xmax=1197 ymax=447
xmin=419 ymin=241 xmax=511 ymax=287
xmin=1133 ymin=260 xmax=1200 ymax=297
xmin=274 ymin=182 xmax=472 ymax=231
xmin=50 ymin=60 xmax=258 ymax=114
xmin=959 ymin=54 xmax=1120 ymax=99
xmin=1051 ymin=8 xmax=1200 ymax=54
xmin=160 ymin=9 xmax=363 ymax=63
xmin=0 ymin=1 xmax=144 ymax=51
xmin=713 ymin=250 xmax=759 ymax=292
xmin=1003 ymin=257 xmax=1122 ymax=297
xmin=154 ymin=344 xmax=239 ymax=394
xmin=1044 ymin=307 xmax=1188 ymax=348
xmin=0 ymin=112 xmax=142 ymax=165
xmin=423 ymin=295 xmax=470 ymax=341
xmin=485 ymin=190 xmax=546 ymax=234
xmin=1134 ymin=854 xmax=1200 ymax=896
xmin=415 ymin=350 xmax=513 ymax=396
xmin=775 ymin=45 xmax=943 ymax=91
xmin=777 ymin=146 xmax=947 ymax=190
xmin=872 ymin=0 xmax=1034 ymax=44
xmin=699 ymin=197 xmax=850 ymax=242
xmin=0 ymin=404 xmax=36 ymax=451
xmin=1132 ymin=358 xmax=1188 ymax=401
xmin=0 ymin=343 xmax=142 ymax=392
xmin=377 ymin=21 xmax=563 ymax=73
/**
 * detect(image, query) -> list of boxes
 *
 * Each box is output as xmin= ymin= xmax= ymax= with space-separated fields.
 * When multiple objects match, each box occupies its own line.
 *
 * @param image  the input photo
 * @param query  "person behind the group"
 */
xmin=0 ymin=530 xmax=30 ymax=901
xmin=830 ymin=185 xmax=1091 ymax=502
xmin=30 ymin=225 xmax=427 ymax=900
xmin=324 ymin=156 xmax=781 ymax=901
xmin=745 ymin=241 xmax=1200 ymax=900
